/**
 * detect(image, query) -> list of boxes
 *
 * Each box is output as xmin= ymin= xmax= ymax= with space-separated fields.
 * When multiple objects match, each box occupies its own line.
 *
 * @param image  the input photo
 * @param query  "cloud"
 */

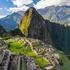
xmin=11 ymin=0 xmax=33 ymax=7
xmin=9 ymin=0 xmax=33 ymax=13
xmin=11 ymin=0 xmax=70 ymax=11
xmin=34 ymin=0 xmax=70 ymax=9
xmin=0 ymin=8 xmax=3 ymax=10
xmin=0 ymin=15 xmax=6 ymax=18
xmin=8 ymin=5 xmax=29 ymax=13
xmin=0 ymin=8 xmax=10 ymax=18
xmin=0 ymin=0 xmax=70 ymax=19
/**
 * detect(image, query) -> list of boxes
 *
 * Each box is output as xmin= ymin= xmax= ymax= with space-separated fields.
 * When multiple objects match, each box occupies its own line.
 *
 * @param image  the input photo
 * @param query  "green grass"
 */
xmin=20 ymin=60 xmax=27 ymax=70
xmin=4 ymin=38 xmax=70 ymax=70
xmin=19 ymin=9 xmax=32 ymax=36
xmin=33 ymin=56 xmax=49 ymax=69
xmin=7 ymin=40 xmax=37 ymax=56
xmin=59 ymin=53 xmax=70 ymax=70
xmin=6 ymin=38 xmax=70 ymax=69
xmin=6 ymin=39 xmax=49 ymax=69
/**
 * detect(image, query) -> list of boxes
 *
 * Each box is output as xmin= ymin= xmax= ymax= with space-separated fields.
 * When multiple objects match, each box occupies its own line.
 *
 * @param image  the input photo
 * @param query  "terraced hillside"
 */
xmin=0 ymin=37 xmax=70 ymax=70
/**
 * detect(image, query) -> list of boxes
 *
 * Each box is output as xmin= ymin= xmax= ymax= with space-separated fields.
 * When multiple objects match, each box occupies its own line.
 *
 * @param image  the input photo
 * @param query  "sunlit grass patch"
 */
xmin=7 ymin=40 xmax=37 ymax=56
xmin=6 ymin=38 xmax=49 ymax=69
xmin=33 ymin=56 xmax=49 ymax=69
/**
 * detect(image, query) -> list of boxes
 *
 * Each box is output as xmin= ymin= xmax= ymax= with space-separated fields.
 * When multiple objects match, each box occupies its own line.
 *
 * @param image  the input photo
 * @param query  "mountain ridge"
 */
xmin=0 ymin=12 xmax=22 ymax=32
xmin=0 ymin=5 xmax=70 ymax=32
xmin=38 ymin=5 xmax=70 ymax=26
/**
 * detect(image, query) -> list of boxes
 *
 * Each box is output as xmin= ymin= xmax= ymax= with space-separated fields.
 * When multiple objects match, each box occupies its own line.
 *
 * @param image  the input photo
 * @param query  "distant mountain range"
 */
xmin=0 ymin=12 xmax=23 ymax=32
xmin=38 ymin=5 xmax=70 ymax=26
xmin=0 ymin=5 xmax=70 ymax=31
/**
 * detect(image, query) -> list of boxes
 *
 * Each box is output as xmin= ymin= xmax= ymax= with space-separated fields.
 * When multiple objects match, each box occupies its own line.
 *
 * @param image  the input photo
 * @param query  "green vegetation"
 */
xmin=20 ymin=60 xmax=27 ymax=70
xmin=19 ymin=9 xmax=32 ymax=36
xmin=6 ymin=38 xmax=49 ymax=69
xmin=59 ymin=53 xmax=70 ymax=70
xmin=1 ymin=33 xmax=10 ymax=40
xmin=7 ymin=39 xmax=37 ymax=56
xmin=33 ymin=56 xmax=49 ymax=68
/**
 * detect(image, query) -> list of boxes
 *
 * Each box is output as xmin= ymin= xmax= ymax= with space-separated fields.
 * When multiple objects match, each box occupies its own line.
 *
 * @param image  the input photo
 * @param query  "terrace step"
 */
xmin=0 ymin=51 xmax=10 ymax=70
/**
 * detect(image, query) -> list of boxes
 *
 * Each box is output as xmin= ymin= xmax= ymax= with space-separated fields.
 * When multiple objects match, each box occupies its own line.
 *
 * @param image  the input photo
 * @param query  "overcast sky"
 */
xmin=0 ymin=0 xmax=69 ymax=18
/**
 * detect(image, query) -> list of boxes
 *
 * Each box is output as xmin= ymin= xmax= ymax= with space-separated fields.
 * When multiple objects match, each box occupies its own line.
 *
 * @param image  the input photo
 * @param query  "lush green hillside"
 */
xmin=5 ymin=38 xmax=49 ymax=69
xmin=4 ymin=37 xmax=70 ymax=70
xmin=19 ymin=9 xmax=32 ymax=36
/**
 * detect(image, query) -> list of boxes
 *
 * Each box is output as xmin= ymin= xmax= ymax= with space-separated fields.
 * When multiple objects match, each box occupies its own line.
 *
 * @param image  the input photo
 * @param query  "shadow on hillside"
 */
xmin=46 ymin=20 xmax=70 ymax=56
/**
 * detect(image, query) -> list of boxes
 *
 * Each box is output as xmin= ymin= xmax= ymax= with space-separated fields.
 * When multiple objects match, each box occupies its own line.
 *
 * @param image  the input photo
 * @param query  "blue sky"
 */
xmin=0 ymin=0 xmax=38 ymax=18
xmin=0 ymin=0 xmax=69 ymax=18
xmin=0 ymin=0 xmax=16 ymax=18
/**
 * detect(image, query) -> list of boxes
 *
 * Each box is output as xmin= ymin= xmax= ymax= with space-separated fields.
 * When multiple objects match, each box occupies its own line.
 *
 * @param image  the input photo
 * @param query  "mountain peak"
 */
xmin=29 ymin=7 xmax=36 ymax=11
xmin=25 ymin=7 xmax=38 ymax=15
xmin=18 ymin=8 xmax=52 ymax=44
xmin=19 ymin=7 xmax=43 ymax=36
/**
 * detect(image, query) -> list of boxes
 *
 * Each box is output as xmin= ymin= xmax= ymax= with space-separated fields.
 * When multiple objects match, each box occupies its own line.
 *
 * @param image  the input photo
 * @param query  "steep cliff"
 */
xmin=45 ymin=20 xmax=70 ymax=56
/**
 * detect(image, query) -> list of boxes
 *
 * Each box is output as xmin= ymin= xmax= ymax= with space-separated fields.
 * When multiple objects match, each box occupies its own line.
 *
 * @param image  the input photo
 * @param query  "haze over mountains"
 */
xmin=39 ymin=5 xmax=70 ymax=25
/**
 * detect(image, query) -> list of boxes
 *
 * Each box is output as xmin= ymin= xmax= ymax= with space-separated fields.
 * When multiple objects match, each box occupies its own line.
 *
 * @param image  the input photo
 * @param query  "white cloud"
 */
xmin=11 ymin=0 xmax=70 ymax=12
xmin=10 ymin=0 xmax=33 ymax=13
xmin=8 ymin=6 xmax=29 ymax=13
xmin=34 ymin=0 xmax=70 ymax=9
xmin=0 ymin=15 xmax=6 ymax=18
xmin=0 ymin=8 xmax=3 ymax=10
xmin=12 ymin=0 xmax=33 ymax=7
xmin=0 ymin=8 xmax=9 ymax=18
xmin=0 ymin=0 xmax=69 ymax=18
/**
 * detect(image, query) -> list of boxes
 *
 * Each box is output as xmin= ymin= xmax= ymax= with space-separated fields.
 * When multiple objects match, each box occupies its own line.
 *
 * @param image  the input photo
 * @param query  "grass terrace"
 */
xmin=5 ymin=38 xmax=49 ymax=69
